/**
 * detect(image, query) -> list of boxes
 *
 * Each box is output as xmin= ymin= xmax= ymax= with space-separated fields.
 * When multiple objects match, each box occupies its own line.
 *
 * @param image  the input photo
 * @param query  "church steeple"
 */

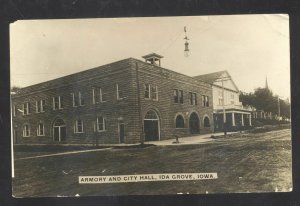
xmin=265 ymin=76 xmax=269 ymax=89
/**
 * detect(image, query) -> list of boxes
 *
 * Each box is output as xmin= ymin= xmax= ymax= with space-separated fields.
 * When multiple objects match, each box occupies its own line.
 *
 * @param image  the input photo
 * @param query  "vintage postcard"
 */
xmin=10 ymin=14 xmax=291 ymax=197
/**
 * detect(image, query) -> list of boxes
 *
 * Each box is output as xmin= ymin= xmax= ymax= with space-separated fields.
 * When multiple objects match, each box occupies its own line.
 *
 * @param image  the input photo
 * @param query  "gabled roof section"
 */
xmin=194 ymin=70 xmax=239 ymax=92
xmin=194 ymin=70 xmax=227 ymax=84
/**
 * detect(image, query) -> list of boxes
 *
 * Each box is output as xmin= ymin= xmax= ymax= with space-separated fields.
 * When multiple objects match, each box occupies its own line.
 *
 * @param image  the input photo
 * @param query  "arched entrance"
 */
xmin=53 ymin=119 xmax=66 ymax=142
xmin=189 ymin=112 xmax=200 ymax=134
xmin=144 ymin=110 xmax=160 ymax=141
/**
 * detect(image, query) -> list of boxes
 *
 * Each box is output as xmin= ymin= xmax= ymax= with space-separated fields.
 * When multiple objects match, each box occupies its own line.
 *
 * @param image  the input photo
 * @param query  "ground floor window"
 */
xmin=75 ymin=119 xmax=83 ymax=133
xmin=97 ymin=117 xmax=106 ymax=132
xmin=37 ymin=123 xmax=45 ymax=136
xmin=204 ymin=116 xmax=210 ymax=127
xmin=175 ymin=115 xmax=185 ymax=128
xmin=23 ymin=124 xmax=30 ymax=137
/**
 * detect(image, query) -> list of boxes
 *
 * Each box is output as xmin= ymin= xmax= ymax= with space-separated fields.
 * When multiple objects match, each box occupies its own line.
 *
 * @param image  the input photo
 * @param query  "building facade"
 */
xmin=12 ymin=54 xmax=214 ymax=145
xmin=194 ymin=71 xmax=252 ymax=132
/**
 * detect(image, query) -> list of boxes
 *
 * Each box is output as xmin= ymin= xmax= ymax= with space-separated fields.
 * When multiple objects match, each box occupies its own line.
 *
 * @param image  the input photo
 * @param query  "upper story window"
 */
xmin=218 ymin=97 xmax=223 ymax=105
xmin=116 ymin=84 xmax=125 ymax=100
xmin=230 ymin=94 xmax=235 ymax=105
xmin=53 ymin=96 xmax=63 ymax=110
xmin=144 ymin=83 xmax=158 ymax=100
xmin=96 ymin=116 xmax=106 ymax=132
xmin=37 ymin=123 xmax=45 ymax=136
xmin=174 ymin=89 xmax=184 ymax=104
xmin=36 ymin=100 xmax=45 ymax=113
xmin=72 ymin=92 xmax=84 ymax=107
xmin=189 ymin=92 xmax=197 ymax=105
xmin=23 ymin=124 xmax=30 ymax=137
xmin=152 ymin=86 xmax=158 ymax=101
xmin=74 ymin=119 xmax=83 ymax=133
xmin=202 ymin=95 xmax=209 ymax=107
xmin=93 ymin=87 xmax=107 ymax=104
xmin=144 ymin=84 xmax=151 ymax=99
xmin=22 ymin=103 xmax=30 ymax=115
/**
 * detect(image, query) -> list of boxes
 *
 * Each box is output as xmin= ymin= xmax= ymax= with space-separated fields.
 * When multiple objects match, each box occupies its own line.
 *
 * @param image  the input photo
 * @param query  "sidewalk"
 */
xmin=147 ymin=132 xmax=237 ymax=146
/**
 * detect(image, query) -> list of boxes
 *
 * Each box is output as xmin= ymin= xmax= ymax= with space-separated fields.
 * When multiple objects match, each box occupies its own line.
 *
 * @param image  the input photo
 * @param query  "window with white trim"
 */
xmin=152 ymin=85 xmax=158 ymax=100
xmin=189 ymin=92 xmax=197 ymax=105
xmin=74 ymin=119 xmax=83 ymax=133
xmin=116 ymin=84 xmax=124 ymax=100
xmin=202 ymin=95 xmax=209 ymax=107
xmin=71 ymin=92 xmax=84 ymax=107
xmin=23 ymin=124 xmax=30 ymax=137
xmin=144 ymin=84 xmax=151 ymax=99
xmin=22 ymin=103 xmax=30 ymax=115
xmin=53 ymin=96 xmax=63 ymax=110
xmin=37 ymin=123 xmax=45 ymax=136
xmin=93 ymin=87 xmax=106 ymax=103
xmin=96 ymin=116 xmax=106 ymax=132
xmin=36 ymin=100 xmax=45 ymax=113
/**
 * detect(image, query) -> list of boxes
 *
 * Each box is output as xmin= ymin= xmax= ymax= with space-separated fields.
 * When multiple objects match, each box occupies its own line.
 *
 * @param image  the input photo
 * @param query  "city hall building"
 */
xmin=11 ymin=53 xmax=214 ymax=144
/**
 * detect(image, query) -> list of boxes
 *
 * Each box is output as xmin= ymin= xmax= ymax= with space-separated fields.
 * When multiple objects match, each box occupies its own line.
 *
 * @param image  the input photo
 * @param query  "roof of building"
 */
xmin=193 ymin=70 xmax=227 ymax=84
xmin=142 ymin=53 xmax=164 ymax=59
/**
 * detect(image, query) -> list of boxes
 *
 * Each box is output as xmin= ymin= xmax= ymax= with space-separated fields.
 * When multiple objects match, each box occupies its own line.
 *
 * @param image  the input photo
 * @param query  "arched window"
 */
xmin=144 ymin=110 xmax=159 ymax=120
xmin=175 ymin=115 xmax=185 ymax=128
xmin=204 ymin=116 xmax=210 ymax=127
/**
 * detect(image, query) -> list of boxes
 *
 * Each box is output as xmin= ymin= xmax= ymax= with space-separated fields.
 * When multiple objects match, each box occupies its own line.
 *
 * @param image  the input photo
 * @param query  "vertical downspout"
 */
xmin=135 ymin=62 xmax=144 ymax=144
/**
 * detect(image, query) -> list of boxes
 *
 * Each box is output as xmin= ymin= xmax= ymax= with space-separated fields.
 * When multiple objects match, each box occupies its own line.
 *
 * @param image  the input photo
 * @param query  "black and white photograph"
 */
xmin=10 ymin=14 xmax=291 ymax=197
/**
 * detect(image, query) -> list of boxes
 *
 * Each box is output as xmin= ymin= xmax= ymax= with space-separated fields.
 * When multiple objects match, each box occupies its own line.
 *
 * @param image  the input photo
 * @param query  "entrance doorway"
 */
xmin=144 ymin=110 xmax=160 ymax=141
xmin=119 ymin=121 xmax=125 ymax=143
xmin=189 ymin=112 xmax=200 ymax=134
xmin=53 ymin=119 xmax=66 ymax=142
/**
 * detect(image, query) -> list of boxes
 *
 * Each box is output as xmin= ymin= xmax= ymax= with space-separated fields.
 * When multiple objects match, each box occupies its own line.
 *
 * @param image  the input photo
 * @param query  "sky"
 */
xmin=10 ymin=14 xmax=290 ymax=99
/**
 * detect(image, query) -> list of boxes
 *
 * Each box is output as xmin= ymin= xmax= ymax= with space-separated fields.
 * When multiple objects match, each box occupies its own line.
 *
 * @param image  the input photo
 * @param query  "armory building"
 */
xmin=11 ymin=53 xmax=214 ymax=144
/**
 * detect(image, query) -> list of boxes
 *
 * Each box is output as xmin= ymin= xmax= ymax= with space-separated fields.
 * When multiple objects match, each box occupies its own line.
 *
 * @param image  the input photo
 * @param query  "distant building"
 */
xmin=194 ymin=71 xmax=252 ymax=132
xmin=11 ymin=53 xmax=214 ymax=145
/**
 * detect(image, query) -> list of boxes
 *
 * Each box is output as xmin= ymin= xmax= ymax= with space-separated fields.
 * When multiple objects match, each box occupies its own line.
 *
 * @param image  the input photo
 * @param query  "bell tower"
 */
xmin=142 ymin=53 xmax=164 ymax=66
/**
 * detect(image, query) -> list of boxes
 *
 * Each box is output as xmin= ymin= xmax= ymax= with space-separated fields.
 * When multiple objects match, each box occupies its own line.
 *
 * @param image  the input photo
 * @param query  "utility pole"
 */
xmin=221 ymin=78 xmax=226 ymax=135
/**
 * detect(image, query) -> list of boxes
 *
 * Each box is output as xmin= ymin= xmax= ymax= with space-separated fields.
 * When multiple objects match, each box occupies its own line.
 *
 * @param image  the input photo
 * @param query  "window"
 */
xmin=23 ymin=124 xmax=30 ymax=137
xmin=175 ymin=115 xmax=185 ymax=128
xmin=96 ymin=117 xmax=106 ymax=132
xmin=37 ymin=123 xmax=44 ymax=136
xmin=53 ymin=96 xmax=63 ymax=110
xmin=174 ymin=89 xmax=183 ymax=104
xmin=144 ymin=84 xmax=151 ymax=99
xmin=72 ymin=92 xmax=84 ymax=107
xmin=204 ymin=116 xmax=210 ymax=127
xmin=189 ymin=92 xmax=197 ymax=105
xmin=93 ymin=87 xmax=106 ymax=103
xmin=174 ymin=89 xmax=179 ymax=103
xmin=117 ymin=84 xmax=124 ymax=100
xmin=152 ymin=86 xmax=158 ymax=100
xmin=22 ymin=103 xmax=30 ymax=115
xmin=75 ymin=119 xmax=83 ymax=133
xmin=36 ymin=100 xmax=45 ymax=113
xmin=202 ymin=95 xmax=209 ymax=107
xmin=230 ymin=94 xmax=235 ymax=105
xmin=179 ymin=90 xmax=183 ymax=103
xmin=218 ymin=97 xmax=223 ymax=105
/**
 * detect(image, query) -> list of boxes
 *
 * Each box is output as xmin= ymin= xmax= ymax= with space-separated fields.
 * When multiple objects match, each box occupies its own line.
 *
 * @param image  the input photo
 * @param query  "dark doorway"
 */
xmin=189 ymin=112 xmax=200 ymax=134
xmin=144 ymin=110 xmax=160 ymax=141
xmin=119 ymin=121 xmax=125 ymax=143
xmin=53 ymin=119 xmax=66 ymax=142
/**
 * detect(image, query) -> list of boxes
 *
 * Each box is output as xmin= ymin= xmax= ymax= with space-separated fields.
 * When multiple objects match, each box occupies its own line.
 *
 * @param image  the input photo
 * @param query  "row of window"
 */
xmin=14 ymin=85 xmax=209 ymax=117
xmin=175 ymin=114 xmax=210 ymax=128
xmin=22 ymin=117 xmax=106 ymax=137
xmin=174 ymin=89 xmax=210 ymax=107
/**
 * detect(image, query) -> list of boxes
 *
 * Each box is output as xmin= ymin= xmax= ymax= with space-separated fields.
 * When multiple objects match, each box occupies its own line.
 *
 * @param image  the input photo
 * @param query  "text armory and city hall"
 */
xmin=11 ymin=53 xmax=253 ymax=145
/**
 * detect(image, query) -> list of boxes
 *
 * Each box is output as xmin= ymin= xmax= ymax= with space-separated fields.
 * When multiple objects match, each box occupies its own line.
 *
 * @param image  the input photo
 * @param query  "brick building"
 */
xmin=11 ymin=53 xmax=214 ymax=144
